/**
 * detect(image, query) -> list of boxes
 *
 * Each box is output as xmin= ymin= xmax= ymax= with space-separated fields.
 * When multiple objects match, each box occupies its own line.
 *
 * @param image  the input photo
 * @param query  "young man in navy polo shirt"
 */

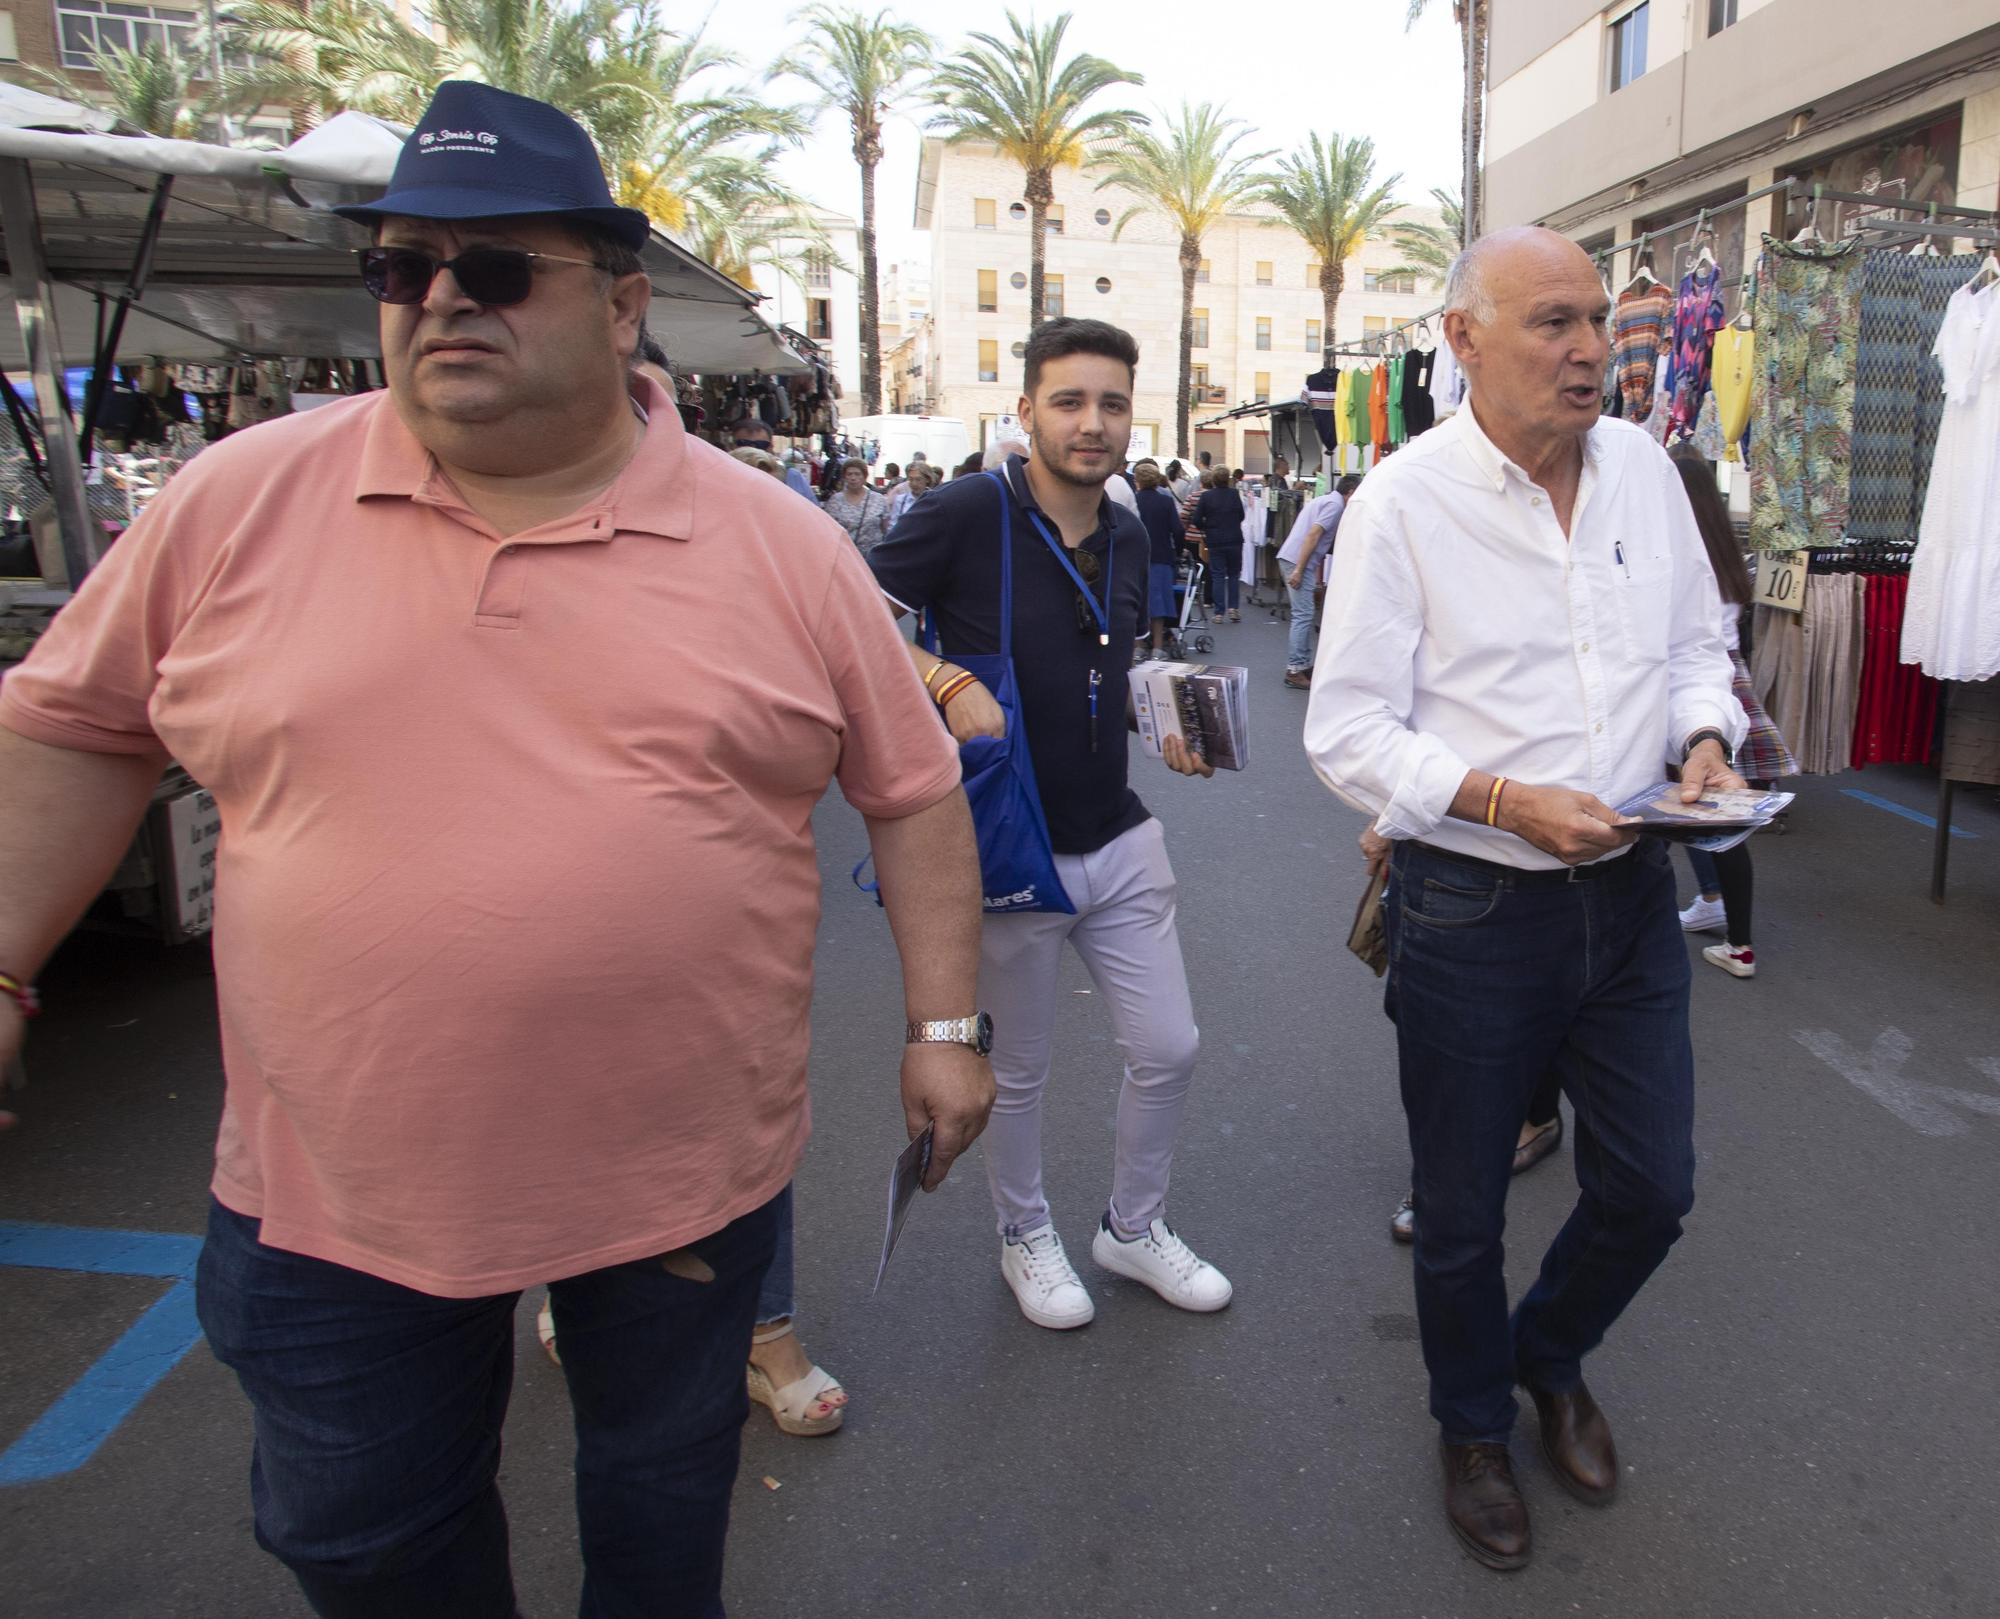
xmin=869 ymin=319 xmax=1232 ymax=1330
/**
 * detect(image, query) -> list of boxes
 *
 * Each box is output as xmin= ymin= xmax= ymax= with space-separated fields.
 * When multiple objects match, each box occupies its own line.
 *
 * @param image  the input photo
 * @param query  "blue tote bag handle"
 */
xmin=855 ymin=472 xmax=1073 ymax=915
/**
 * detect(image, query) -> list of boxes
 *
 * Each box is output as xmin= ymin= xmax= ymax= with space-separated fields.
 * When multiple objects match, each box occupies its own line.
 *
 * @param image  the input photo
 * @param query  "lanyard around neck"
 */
xmin=1020 ymin=496 xmax=1115 ymax=647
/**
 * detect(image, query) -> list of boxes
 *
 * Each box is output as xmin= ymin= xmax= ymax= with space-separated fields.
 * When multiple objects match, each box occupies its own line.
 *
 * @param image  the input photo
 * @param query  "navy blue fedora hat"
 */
xmin=335 ymin=81 xmax=652 ymax=249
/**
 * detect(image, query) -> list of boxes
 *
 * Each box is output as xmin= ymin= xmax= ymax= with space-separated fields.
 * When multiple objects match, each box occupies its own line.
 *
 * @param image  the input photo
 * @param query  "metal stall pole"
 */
xmin=0 ymin=158 xmax=97 ymax=586
xmin=79 ymin=173 xmax=173 ymax=466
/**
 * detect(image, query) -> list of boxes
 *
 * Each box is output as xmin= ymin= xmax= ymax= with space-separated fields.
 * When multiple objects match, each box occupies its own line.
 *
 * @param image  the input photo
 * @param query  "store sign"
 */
xmin=1754 ymin=551 xmax=1809 ymax=616
xmin=164 ymin=788 xmax=220 ymax=938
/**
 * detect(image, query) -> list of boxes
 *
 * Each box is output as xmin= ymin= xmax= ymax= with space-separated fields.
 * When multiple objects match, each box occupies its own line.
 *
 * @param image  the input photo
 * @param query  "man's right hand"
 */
xmin=1496 ymin=783 xmax=1637 ymax=866
xmin=900 ymin=1041 xmax=995 ymax=1192
xmin=939 ymin=676 xmax=1006 ymax=744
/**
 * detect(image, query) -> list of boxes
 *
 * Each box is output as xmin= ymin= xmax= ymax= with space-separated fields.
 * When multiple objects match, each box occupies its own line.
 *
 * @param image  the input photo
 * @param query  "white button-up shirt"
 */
xmin=1303 ymin=402 xmax=1744 ymax=871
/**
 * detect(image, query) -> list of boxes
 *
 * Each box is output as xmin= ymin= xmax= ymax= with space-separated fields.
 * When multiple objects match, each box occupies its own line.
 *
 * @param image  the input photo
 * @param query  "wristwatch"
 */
xmin=907 ymin=1013 xmax=994 ymax=1057
xmin=1682 ymin=728 xmax=1734 ymax=766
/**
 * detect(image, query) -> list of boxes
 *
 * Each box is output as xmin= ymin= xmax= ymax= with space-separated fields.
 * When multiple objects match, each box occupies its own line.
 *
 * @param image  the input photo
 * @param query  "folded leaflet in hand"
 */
xmin=1129 ymin=659 xmax=1250 ymax=771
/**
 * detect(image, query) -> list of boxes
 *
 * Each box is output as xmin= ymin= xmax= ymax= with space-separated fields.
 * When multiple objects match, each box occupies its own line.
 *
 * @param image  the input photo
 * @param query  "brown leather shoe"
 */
xmin=1440 ymin=1442 xmax=1531 ymax=1571
xmin=1527 ymin=1381 xmax=1619 ymax=1505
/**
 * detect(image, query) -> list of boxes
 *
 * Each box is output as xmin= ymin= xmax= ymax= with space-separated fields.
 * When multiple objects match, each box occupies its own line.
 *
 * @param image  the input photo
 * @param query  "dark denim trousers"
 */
xmin=1385 ymin=838 xmax=1695 ymax=1446
xmin=196 ymin=1192 xmax=780 ymax=1619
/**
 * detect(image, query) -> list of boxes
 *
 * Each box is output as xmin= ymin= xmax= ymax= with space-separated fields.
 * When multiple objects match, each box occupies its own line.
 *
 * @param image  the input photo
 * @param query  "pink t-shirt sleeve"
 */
xmin=0 ymin=487 xmax=193 ymax=756
xmin=813 ymin=535 xmax=962 ymax=818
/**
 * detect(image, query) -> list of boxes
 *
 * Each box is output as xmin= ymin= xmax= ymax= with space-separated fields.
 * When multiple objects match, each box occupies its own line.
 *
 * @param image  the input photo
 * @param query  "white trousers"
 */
xmin=978 ymin=817 xmax=1201 ymax=1240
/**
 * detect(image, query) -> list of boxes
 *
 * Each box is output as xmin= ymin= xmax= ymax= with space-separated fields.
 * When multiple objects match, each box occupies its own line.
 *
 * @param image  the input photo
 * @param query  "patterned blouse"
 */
xmin=825 ymin=488 xmax=890 ymax=552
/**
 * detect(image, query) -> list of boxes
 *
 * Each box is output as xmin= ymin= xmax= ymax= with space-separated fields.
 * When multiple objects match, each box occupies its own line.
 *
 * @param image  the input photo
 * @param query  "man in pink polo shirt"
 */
xmin=0 ymin=84 xmax=989 ymax=1618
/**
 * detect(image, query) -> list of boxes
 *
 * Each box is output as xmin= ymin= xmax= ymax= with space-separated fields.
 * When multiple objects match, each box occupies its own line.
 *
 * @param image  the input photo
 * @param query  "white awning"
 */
xmin=0 ymin=117 xmax=807 ymax=374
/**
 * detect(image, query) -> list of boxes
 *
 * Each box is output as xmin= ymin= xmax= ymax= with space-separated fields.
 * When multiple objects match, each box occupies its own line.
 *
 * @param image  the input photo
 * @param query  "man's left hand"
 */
xmin=1162 ymin=733 xmax=1214 ymax=779
xmin=1679 ymin=740 xmax=1747 ymax=802
xmin=900 ymin=1042 xmax=994 ymax=1192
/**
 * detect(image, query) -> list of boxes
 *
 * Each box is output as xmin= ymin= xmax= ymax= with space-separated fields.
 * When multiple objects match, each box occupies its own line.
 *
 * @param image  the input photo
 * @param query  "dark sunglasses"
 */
xmin=358 ymin=245 xmax=604 ymax=307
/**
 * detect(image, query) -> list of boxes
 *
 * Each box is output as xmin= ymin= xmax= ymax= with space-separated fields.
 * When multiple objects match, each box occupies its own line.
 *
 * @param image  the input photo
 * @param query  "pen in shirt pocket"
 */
xmin=1614 ymin=540 xmax=1630 ymax=578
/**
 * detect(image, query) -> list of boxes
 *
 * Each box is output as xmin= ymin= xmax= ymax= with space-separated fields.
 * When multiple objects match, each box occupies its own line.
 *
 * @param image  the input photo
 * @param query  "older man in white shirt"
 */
xmin=1305 ymin=228 xmax=1745 ymax=1574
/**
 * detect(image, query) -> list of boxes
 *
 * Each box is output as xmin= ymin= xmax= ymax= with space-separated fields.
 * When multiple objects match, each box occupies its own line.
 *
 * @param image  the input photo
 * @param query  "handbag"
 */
xmin=922 ymin=473 xmax=1074 ymax=914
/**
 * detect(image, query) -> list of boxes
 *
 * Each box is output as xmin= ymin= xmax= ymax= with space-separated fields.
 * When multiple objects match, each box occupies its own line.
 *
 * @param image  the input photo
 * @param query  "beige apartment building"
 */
xmin=1485 ymin=1 xmax=2000 ymax=293
xmin=913 ymin=137 xmax=1445 ymax=472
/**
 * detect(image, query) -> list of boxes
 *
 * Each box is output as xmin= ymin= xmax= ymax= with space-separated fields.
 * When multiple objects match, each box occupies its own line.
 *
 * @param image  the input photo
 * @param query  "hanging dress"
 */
xmin=1612 ymin=280 xmax=1673 ymax=417
xmin=1665 ymin=261 xmax=1726 ymax=441
xmin=1901 ymin=276 xmax=2000 ymax=682
xmin=1748 ymin=235 xmax=1863 ymax=553
xmin=1710 ymin=325 xmax=1755 ymax=463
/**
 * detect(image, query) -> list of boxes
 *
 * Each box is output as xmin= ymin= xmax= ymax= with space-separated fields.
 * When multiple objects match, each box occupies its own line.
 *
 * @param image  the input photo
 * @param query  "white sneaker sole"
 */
xmin=1680 ymin=912 xmax=1726 ymax=935
xmin=1091 ymin=1234 xmax=1233 ymax=1312
xmin=1006 ymin=1284 xmax=1095 ymax=1330
xmin=1704 ymin=951 xmax=1756 ymax=978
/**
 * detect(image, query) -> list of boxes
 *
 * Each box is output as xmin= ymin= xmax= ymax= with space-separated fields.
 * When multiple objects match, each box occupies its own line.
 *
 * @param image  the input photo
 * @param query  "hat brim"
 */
xmin=333 ymin=187 xmax=653 ymax=251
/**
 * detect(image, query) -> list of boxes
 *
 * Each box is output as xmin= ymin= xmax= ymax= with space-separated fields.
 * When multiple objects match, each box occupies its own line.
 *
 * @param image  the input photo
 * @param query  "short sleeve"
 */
xmin=816 ymin=535 xmax=961 ymax=818
xmin=867 ymin=482 xmax=963 ymax=616
xmin=0 ymin=482 xmax=194 ymax=756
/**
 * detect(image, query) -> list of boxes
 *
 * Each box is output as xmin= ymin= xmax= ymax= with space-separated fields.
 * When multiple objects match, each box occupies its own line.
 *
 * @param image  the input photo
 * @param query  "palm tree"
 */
xmin=1094 ymin=103 xmax=1269 ymax=458
xmin=225 ymin=0 xmax=664 ymax=134
xmin=1381 ymin=187 xmax=1463 ymax=289
xmin=929 ymin=10 xmax=1143 ymax=331
xmin=777 ymin=7 xmax=931 ymax=416
xmin=1252 ymin=134 xmax=1402 ymax=356
xmin=37 ymin=36 xmax=251 ymax=140
xmin=1405 ymin=0 xmax=1488 ymax=242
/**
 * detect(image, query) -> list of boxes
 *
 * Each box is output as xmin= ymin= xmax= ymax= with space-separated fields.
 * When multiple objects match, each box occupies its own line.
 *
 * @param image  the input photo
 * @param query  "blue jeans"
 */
xmin=1385 ymin=839 xmax=1695 ymax=1446
xmin=197 ymin=1192 xmax=781 ymax=1619
xmin=1207 ymin=545 xmax=1241 ymax=613
xmin=757 ymin=1183 xmax=794 ymax=1323
xmin=1286 ymin=576 xmax=1319 ymax=672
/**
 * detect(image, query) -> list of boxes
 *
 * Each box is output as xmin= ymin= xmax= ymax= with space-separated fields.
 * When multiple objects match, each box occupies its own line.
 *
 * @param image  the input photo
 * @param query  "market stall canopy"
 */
xmin=0 ymin=82 xmax=116 ymax=134
xmin=0 ymin=113 xmax=806 ymax=374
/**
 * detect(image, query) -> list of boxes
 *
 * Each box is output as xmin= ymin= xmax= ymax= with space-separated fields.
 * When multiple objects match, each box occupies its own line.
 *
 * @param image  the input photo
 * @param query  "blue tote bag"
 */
xmin=923 ymin=473 xmax=1074 ymax=915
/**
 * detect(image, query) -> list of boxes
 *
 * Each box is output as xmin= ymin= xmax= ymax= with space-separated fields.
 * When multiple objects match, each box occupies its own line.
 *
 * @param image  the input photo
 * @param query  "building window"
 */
xmin=1363 ymin=315 xmax=1387 ymax=337
xmin=1009 ymin=271 xmax=1027 ymax=289
xmin=977 ymin=269 xmax=997 ymax=313
xmin=1253 ymin=371 xmax=1270 ymax=402
xmin=1095 ymin=276 xmax=1112 ymax=294
xmin=1307 ymin=260 xmax=1322 ymax=286
xmin=1255 ymin=260 xmax=1273 ymax=286
xmin=1191 ymin=363 xmax=1210 ymax=389
xmin=1608 ymin=3 xmax=1649 ymax=93
xmin=978 ymin=339 xmax=999 ymax=383
xmin=1192 ymin=308 xmax=1209 ymax=348
xmin=1008 ymin=201 xmax=1027 ymax=222
xmin=1364 ymin=270 xmax=1418 ymax=294
xmin=1255 ymin=317 xmax=1271 ymax=351
xmin=1011 ymin=341 xmax=1027 ymax=358
xmin=1045 ymin=203 xmax=1065 ymax=235
xmin=1043 ymin=274 xmax=1064 ymax=318
xmin=1305 ymin=319 xmax=1322 ymax=353
xmin=1706 ymin=0 xmax=1737 ymax=33
xmin=805 ymin=252 xmax=832 ymax=290
xmin=807 ymin=299 xmax=832 ymax=342
xmin=1094 ymin=207 xmax=1112 ymax=226
xmin=57 ymin=0 xmax=201 ymax=69
xmin=0 ymin=13 xmax=18 ymax=57
xmin=1196 ymin=258 xmax=1211 ymax=283
xmin=975 ymin=197 xmax=997 ymax=229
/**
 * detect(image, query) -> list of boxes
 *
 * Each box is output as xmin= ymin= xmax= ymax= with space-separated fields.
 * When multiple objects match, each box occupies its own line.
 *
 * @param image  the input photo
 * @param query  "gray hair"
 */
xmin=1444 ymin=244 xmax=1497 ymax=324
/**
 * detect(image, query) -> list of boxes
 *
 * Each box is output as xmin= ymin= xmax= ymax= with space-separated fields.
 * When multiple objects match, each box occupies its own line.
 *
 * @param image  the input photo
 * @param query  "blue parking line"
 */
xmin=0 ymin=1222 xmax=206 ymax=1486
xmin=1840 ymin=789 xmax=1977 ymax=838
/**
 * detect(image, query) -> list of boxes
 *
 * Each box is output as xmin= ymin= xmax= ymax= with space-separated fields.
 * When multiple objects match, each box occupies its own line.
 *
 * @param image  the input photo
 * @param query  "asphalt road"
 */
xmin=4 ymin=601 xmax=1998 ymax=1619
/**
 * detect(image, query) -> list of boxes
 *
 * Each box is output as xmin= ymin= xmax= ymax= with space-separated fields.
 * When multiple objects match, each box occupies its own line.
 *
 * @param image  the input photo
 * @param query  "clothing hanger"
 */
xmin=1691 ymin=212 xmax=1719 ymax=271
xmin=1622 ymin=236 xmax=1660 ymax=291
xmin=1969 ymin=250 xmax=2000 ymax=292
xmin=1791 ymin=186 xmax=1825 ymax=244
xmin=1908 ymin=202 xmax=1942 ymax=256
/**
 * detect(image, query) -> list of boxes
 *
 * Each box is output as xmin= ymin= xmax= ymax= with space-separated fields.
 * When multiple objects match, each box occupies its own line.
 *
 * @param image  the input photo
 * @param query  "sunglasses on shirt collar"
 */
xmin=358 ymin=245 xmax=606 ymax=307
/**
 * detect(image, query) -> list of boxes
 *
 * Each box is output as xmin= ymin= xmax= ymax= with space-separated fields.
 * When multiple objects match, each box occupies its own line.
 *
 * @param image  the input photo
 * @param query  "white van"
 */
xmin=839 ymin=415 xmax=972 ymax=482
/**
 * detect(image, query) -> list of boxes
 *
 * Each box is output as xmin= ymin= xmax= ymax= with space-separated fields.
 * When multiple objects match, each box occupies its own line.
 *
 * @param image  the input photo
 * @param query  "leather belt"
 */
xmin=1406 ymin=840 xmax=1643 ymax=889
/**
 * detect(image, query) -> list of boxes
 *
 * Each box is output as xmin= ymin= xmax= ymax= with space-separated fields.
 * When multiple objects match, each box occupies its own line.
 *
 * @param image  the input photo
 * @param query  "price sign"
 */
xmin=1754 ymin=550 xmax=1808 ymax=615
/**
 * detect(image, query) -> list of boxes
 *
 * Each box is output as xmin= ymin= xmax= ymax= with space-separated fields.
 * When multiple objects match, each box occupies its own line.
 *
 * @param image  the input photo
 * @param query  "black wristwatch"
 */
xmin=906 ymin=1013 xmax=994 ymax=1057
xmin=1682 ymin=728 xmax=1733 ymax=766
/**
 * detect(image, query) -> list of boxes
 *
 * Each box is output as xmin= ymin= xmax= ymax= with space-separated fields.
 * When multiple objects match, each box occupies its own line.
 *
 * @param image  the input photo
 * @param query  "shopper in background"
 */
xmin=824 ymin=457 xmax=890 ymax=552
xmin=887 ymin=462 xmax=937 ymax=531
xmin=1192 ymin=465 xmax=1247 ymax=622
xmin=1668 ymin=444 xmax=1793 ymax=980
xmin=1166 ymin=458 xmax=1194 ymax=501
xmin=1278 ymin=475 xmax=1349 ymax=689
xmin=1135 ymin=462 xmax=1184 ymax=653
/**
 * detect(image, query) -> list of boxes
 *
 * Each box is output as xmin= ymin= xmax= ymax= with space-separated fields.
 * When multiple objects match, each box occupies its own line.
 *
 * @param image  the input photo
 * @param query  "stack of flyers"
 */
xmin=1613 ymin=782 xmax=1795 ymax=854
xmin=1129 ymin=659 xmax=1251 ymax=770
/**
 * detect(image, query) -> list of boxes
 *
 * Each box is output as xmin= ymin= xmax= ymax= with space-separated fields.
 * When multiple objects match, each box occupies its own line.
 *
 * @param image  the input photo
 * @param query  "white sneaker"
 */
xmin=1703 ymin=942 xmax=1757 ymax=978
xmin=1091 ymin=1215 xmax=1233 ymax=1312
xmin=1000 ymin=1227 xmax=1096 ymax=1329
xmin=1679 ymin=896 xmax=1726 ymax=934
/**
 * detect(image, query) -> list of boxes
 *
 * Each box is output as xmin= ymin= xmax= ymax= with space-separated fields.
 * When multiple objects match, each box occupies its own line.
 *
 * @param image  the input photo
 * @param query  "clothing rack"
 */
xmin=1323 ymin=303 xmax=1444 ymax=359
